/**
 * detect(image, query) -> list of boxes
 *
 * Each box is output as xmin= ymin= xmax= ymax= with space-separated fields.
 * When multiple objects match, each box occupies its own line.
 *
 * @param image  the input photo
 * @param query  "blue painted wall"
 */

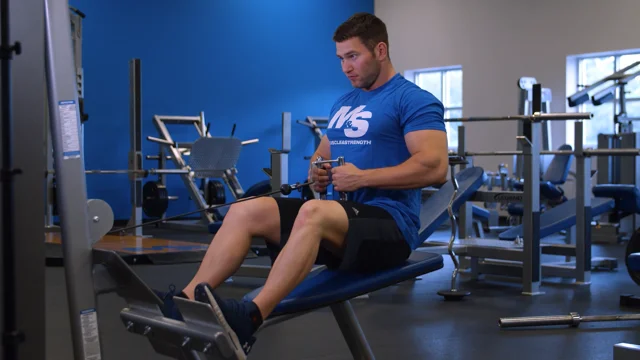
xmin=68 ymin=0 xmax=374 ymax=220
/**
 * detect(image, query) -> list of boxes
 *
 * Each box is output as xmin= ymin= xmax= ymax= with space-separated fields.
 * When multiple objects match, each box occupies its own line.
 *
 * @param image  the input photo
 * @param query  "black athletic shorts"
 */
xmin=266 ymin=197 xmax=412 ymax=273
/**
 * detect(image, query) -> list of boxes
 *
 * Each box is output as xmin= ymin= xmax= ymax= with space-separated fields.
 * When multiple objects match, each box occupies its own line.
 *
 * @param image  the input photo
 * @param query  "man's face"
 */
xmin=336 ymin=37 xmax=381 ymax=90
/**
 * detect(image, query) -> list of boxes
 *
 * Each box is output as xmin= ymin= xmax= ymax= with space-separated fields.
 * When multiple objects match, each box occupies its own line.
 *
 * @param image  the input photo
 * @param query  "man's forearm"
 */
xmin=360 ymin=156 xmax=447 ymax=190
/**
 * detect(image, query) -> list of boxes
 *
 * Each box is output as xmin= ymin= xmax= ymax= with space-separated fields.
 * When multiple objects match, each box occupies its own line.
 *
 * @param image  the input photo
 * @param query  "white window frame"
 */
xmin=566 ymin=49 xmax=640 ymax=148
xmin=405 ymin=65 xmax=462 ymax=150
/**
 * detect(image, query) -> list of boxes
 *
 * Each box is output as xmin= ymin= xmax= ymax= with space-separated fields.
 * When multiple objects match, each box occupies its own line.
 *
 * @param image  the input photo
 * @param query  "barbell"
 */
xmin=47 ymin=168 xmax=192 ymax=177
xmin=444 ymin=112 xmax=593 ymax=123
xmin=456 ymin=149 xmax=640 ymax=157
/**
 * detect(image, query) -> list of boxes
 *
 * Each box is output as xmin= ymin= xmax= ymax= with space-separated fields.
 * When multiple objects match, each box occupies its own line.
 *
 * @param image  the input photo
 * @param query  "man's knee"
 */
xmin=225 ymin=197 xmax=279 ymax=235
xmin=295 ymin=200 xmax=326 ymax=226
xmin=295 ymin=200 xmax=348 ymax=237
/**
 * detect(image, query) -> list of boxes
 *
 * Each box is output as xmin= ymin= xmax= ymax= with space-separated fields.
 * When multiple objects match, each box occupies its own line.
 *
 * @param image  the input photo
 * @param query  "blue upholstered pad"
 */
xmin=507 ymin=203 xmax=546 ymax=217
xmin=592 ymin=184 xmax=640 ymax=214
xmin=543 ymin=144 xmax=573 ymax=184
xmin=472 ymin=205 xmax=490 ymax=221
xmin=419 ymin=167 xmax=486 ymax=241
xmin=512 ymin=181 xmax=563 ymax=200
xmin=628 ymin=253 xmax=640 ymax=272
xmin=627 ymin=253 xmax=640 ymax=271
xmin=243 ymin=251 xmax=443 ymax=317
xmin=498 ymin=197 xmax=615 ymax=240
xmin=540 ymin=182 xmax=564 ymax=199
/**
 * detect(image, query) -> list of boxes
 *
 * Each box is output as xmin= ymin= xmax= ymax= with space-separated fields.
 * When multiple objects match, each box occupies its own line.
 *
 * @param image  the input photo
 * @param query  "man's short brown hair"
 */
xmin=333 ymin=12 xmax=389 ymax=57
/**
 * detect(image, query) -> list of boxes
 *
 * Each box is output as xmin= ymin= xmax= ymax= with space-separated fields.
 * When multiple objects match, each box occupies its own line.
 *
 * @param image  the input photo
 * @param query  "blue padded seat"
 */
xmin=628 ymin=253 xmax=640 ymax=272
xmin=419 ymin=167 xmax=485 ymax=241
xmin=499 ymin=197 xmax=615 ymax=240
xmin=592 ymin=184 xmax=640 ymax=215
xmin=243 ymin=251 xmax=443 ymax=316
xmin=243 ymin=166 xmax=486 ymax=317
xmin=543 ymin=144 xmax=573 ymax=185
xmin=507 ymin=203 xmax=547 ymax=217
xmin=512 ymin=181 xmax=563 ymax=200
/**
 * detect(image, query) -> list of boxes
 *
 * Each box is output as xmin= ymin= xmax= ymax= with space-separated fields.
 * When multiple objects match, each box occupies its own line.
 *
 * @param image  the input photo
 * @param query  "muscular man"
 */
xmin=158 ymin=12 xmax=449 ymax=357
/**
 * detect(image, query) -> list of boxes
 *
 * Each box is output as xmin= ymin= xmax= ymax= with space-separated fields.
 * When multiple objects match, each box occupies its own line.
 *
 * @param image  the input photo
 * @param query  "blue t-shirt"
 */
xmin=326 ymin=73 xmax=446 ymax=250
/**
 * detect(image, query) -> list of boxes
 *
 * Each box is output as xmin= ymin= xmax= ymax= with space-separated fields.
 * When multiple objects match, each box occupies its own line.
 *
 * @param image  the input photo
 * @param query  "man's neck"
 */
xmin=364 ymin=63 xmax=396 ymax=92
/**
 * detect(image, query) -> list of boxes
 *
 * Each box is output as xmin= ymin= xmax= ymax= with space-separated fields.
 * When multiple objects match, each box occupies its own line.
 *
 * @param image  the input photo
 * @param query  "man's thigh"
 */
xmin=337 ymin=201 xmax=412 ymax=272
xmin=267 ymin=197 xmax=348 ymax=267
xmin=268 ymin=198 xmax=411 ymax=272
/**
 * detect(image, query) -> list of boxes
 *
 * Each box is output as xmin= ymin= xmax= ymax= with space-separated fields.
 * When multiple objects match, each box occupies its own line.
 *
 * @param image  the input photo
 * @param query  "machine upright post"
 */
xmin=4 ymin=0 xmax=48 ymax=357
xmin=45 ymin=0 xmax=104 ymax=358
xmin=127 ymin=58 xmax=143 ymax=235
xmin=521 ymin=84 xmax=542 ymax=295
xmin=457 ymin=125 xmax=472 ymax=239
xmin=271 ymin=112 xmax=290 ymax=198
xmin=574 ymin=121 xmax=592 ymax=284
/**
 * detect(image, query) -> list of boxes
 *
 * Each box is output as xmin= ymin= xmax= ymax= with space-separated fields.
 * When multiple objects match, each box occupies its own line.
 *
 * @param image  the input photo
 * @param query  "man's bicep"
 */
xmin=316 ymin=135 xmax=331 ymax=159
xmin=404 ymin=129 xmax=449 ymax=157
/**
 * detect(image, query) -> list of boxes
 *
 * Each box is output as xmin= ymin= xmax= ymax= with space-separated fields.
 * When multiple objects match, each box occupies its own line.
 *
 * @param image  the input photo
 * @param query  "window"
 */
xmin=407 ymin=66 xmax=462 ymax=149
xmin=567 ymin=50 xmax=640 ymax=147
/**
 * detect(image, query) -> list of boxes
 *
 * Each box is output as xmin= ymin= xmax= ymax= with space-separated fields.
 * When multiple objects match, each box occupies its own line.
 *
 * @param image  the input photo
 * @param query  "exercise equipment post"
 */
xmin=45 ymin=0 xmax=103 ymax=358
xmin=515 ymin=77 xmax=553 ymax=181
xmin=574 ymin=119 xmax=590 ymax=284
xmin=269 ymin=112 xmax=291 ymax=198
xmin=3 ymin=0 xmax=47 ymax=357
xmin=127 ymin=58 xmax=143 ymax=235
xmin=521 ymin=83 xmax=543 ymax=295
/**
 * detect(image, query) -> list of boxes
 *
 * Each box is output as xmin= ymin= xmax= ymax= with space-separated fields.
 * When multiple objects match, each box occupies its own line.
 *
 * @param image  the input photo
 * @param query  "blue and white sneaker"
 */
xmin=194 ymin=283 xmax=262 ymax=357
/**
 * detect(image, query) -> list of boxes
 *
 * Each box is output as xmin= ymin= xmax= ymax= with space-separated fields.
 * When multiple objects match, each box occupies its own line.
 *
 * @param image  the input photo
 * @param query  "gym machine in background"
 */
xmin=424 ymin=83 xmax=640 ymax=295
xmin=422 ymin=96 xmax=598 ymax=295
xmin=568 ymin=61 xmax=640 ymax=244
xmin=46 ymin=56 xmax=289 ymax=235
xmin=45 ymin=5 xmax=88 ymax=232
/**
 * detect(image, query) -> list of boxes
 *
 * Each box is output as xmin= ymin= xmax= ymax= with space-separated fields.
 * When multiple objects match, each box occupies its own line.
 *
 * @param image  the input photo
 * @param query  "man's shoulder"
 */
xmin=394 ymin=76 xmax=441 ymax=106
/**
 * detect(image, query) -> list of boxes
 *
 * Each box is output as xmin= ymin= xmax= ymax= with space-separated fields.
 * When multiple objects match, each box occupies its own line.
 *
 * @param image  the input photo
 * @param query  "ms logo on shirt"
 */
xmin=328 ymin=105 xmax=371 ymax=138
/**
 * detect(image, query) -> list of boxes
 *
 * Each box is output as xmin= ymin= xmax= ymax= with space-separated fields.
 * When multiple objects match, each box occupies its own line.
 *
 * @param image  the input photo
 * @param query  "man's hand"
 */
xmin=331 ymin=163 xmax=365 ymax=192
xmin=309 ymin=163 xmax=332 ymax=193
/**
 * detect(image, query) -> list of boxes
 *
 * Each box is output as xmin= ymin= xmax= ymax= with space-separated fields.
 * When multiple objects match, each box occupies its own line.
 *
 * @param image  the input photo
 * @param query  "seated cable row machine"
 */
xmin=24 ymin=2 xmax=485 ymax=359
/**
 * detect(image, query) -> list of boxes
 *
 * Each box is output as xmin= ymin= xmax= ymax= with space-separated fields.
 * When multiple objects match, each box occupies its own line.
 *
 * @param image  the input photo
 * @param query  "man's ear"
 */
xmin=375 ymin=42 xmax=388 ymax=60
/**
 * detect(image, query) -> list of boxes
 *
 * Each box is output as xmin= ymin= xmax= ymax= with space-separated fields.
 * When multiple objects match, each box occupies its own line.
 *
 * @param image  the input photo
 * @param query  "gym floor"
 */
xmin=46 ymin=228 xmax=640 ymax=360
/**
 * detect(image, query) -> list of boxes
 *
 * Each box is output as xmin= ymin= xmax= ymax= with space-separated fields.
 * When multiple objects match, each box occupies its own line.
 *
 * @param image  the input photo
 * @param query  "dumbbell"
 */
xmin=313 ymin=156 xmax=347 ymax=201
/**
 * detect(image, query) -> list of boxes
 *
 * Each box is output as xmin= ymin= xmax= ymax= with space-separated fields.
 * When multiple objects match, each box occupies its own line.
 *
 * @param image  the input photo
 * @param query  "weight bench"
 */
xmin=499 ymin=184 xmax=640 ymax=241
xmin=498 ymin=197 xmax=615 ymax=240
xmin=104 ymin=164 xmax=485 ymax=359
xmin=592 ymin=184 xmax=640 ymax=219
xmin=507 ymin=144 xmax=574 ymax=218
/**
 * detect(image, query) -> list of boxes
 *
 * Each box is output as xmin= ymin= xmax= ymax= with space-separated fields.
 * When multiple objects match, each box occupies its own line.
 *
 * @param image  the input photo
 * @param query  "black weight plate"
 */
xmin=143 ymin=181 xmax=169 ymax=218
xmin=215 ymin=181 xmax=226 ymax=204
xmin=206 ymin=180 xmax=226 ymax=205
xmin=626 ymin=228 xmax=640 ymax=286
